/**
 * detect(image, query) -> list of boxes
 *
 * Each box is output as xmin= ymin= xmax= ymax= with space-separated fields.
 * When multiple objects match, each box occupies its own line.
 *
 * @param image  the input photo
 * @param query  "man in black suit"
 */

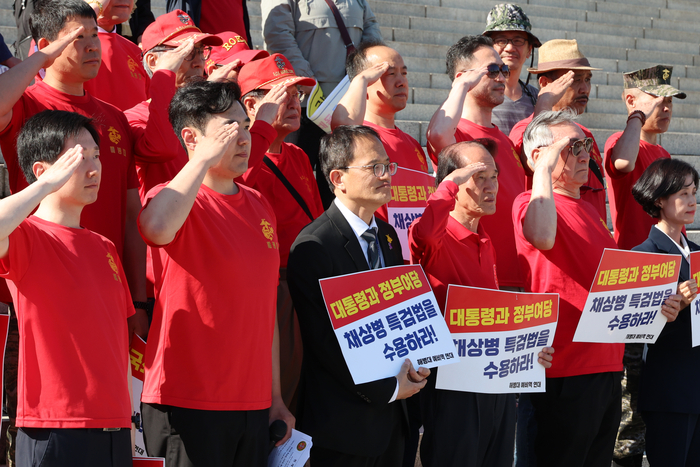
xmin=287 ymin=125 xmax=429 ymax=466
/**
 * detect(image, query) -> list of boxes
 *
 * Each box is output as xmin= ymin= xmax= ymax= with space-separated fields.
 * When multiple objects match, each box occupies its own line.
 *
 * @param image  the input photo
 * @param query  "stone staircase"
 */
xmin=2 ymin=0 xmax=700 ymax=240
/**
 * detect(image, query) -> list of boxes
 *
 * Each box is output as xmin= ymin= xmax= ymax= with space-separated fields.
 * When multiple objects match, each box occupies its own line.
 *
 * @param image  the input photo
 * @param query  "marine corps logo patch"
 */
xmin=106 ymin=253 xmax=122 ymax=282
xmin=261 ymin=219 xmax=274 ymax=240
xmin=108 ymin=126 xmax=122 ymax=145
xmin=177 ymin=14 xmax=190 ymax=24
xmin=275 ymin=56 xmax=286 ymax=70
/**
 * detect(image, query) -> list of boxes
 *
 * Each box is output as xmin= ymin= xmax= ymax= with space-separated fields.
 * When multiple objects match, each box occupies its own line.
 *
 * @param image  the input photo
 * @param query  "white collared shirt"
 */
xmin=333 ymin=198 xmax=398 ymax=402
xmin=334 ymin=198 xmax=385 ymax=268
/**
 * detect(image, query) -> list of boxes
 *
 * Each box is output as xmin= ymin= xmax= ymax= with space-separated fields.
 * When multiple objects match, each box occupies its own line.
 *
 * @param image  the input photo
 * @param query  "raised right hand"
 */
xmin=533 ymin=136 xmax=571 ymax=174
xmin=254 ymin=83 xmax=289 ymax=124
xmin=38 ymin=26 xmax=85 ymax=69
xmin=192 ymin=122 xmax=240 ymax=168
xmin=537 ymin=70 xmax=574 ymax=111
xmin=452 ymin=65 xmax=489 ymax=92
xmin=358 ymin=61 xmax=390 ymax=86
xmin=38 ymin=144 xmax=85 ymax=192
xmin=442 ymin=162 xmax=489 ymax=186
xmin=154 ymin=38 xmax=195 ymax=74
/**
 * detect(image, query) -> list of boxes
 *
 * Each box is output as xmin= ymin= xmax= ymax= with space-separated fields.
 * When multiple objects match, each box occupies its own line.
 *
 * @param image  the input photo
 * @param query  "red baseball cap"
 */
xmin=238 ymin=53 xmax=316 ymax=96
xmin=141 ymin=10 xmax=223 ymax=53
xmin=205 ymin=31 xmax=269 ymax=75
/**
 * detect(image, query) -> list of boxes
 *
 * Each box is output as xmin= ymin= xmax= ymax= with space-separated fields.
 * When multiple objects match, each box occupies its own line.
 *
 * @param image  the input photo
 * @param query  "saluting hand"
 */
xmin=442 ymin=162 xmax=489 ymax=187
xmin=38 ymin=26 xmax=86 ymax=69
xmin=537 ymin=70 xmax=575 ymax=111
xmin=192 ymin=122 xmax=240 ymax=168
xmin=38 ymin=144 xmax=85 ymax=193
xmin=452 ymin=65 xmax=489 ymax=93
xmin=254 ymin=83 xmax=289 ymax=125
xmin=155 ymin=38 xmax=195 ymax=74
xmin=533 ymin=136 xmax=571 ymax=175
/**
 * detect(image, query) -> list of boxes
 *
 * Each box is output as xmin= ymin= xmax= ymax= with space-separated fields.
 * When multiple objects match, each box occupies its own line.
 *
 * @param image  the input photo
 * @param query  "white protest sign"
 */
xmin=573 ymin=249 xmax=680 ymax=344
xmin=436 ymin=286 xmax=558 ymax=394
xmin=320 ymin=265 xmax=458 ymax=385
xmin=130 ymin=335 xmax=147 ymax=457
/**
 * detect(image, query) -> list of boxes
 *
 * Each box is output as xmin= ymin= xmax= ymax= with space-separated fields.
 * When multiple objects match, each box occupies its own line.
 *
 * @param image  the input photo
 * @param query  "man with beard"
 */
xmin=427 ymin=35 xmax=526 ymax=292
xmin=509 ymin=39 xmax=607 ymax=220
xmin=482 ymin=4 xmax=541 ymax=136
xmin=238 ymin=53 xmax=323 ymax=414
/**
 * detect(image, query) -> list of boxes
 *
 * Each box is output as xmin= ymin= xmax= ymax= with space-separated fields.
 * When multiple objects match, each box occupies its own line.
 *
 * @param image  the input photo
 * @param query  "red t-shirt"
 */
xmin=512 ymin=191 xmax=623 ymax=378
xmin=240 ymin=142 xmax=323 ymax=267
xmin=0 ymin=82 xmax=138 ymax=256
xmin=604 ymin=132 xmax=670 ymax=250
xmin=0 ymin=216 xmax=133 ymax=428
xmin=449 ymin=119 xmax=525 ymax=288
xmin=200 ymin=0 xmax=246 ymax=38
xmin=509 ymin=115 xmax=607 ymax=220
xmin=125 ymin=70 xmax=186 ymax=202
xmin=138 ymin=183 xmax=280 ymax=410
xmin=365 ymin=121 xmax=430 ymax=224
xmin=83 ymin=31 xmax=150 ymax=111
xmin=409 ymin=181 xmax=498 ymax=309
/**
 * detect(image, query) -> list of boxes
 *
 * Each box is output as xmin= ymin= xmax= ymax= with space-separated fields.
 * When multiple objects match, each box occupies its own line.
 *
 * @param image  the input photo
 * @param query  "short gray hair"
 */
xmin=522 ymin=109 xmax=579 ymax=166
xmin=142 ymin=46 xmax=170 ymax=78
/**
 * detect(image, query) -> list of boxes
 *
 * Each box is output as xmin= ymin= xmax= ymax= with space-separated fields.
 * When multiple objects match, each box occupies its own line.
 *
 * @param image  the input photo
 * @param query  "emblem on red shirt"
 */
xmin=260 ymin=219 xmax=274 ymax=241
xmin=127 ymin=56 xmax=138 ymax=72
xmin=106 ymin=253 xmax=122 ymax=283
xmin=107 ymin=126 xmax=122 ymax=145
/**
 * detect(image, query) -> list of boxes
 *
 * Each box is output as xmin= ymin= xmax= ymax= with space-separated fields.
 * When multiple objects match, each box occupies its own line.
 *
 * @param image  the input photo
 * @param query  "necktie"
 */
xmin=361 ymin=228 xmax=381 ymax=270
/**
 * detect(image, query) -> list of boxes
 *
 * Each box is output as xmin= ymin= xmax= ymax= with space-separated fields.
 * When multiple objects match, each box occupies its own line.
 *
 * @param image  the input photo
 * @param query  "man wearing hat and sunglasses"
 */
xmin=427 ymin=35 xmax=527 ymax=293
xmin=604 ymin=66 xmax=686 ymax=467
xmin=509 ymin=39 xmax=607 ymax=221
xmin=482 ymin=3 xmax=541 ymax=136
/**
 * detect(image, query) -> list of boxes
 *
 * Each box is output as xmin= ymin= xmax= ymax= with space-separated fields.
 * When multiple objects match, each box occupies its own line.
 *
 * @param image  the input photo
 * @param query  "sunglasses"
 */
xmin=486 ymin=64 xmax=510 ymax=79
xmin=568 ymin=137 xmax=594 ymax=156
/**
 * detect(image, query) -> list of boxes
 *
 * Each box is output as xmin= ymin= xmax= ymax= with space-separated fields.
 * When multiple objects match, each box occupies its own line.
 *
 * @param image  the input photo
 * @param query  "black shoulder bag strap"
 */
xmin=519 ymin=79 xmax=537 ymax=107
xmin=588 ymin=156 xmax=605 ymax=188
xmin=263 ymin=156 xmax=315 ymax=222
xmin=322 ymin=0 xmax=357 ymax=56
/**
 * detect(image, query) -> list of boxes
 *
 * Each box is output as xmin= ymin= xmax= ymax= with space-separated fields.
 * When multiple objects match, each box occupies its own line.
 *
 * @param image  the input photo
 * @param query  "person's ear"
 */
xmin=242 ymin=96 xmax=259 ymax=120
xmin=329 ymin=169 xmax=346 ymax=193
xmin=144 ymin=51 xmax=159 ymax=75
xmin=181 ymin=127 xmax=198 ymax=152
xmin=33 ymin=161 xmax=49 ymax=179
xmin=36 ymin=37 xmax=51 ymax=51
xmin=538 ymin=75 xmax=550 ymax=88
xmin=623 ymin=91 xmax=636 ymax=109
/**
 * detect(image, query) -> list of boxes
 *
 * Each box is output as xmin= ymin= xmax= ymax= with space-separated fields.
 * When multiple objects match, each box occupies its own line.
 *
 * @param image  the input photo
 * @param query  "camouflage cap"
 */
xmin=482 ymin=4 xmax=541 ymax=48
xmin=623 ymin=65 xmax=686 ymax=99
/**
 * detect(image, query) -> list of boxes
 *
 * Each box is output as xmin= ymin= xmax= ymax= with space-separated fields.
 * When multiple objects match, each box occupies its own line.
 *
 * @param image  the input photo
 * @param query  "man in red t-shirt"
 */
xmin=509 ymin=39 xmax=607 ymax=220
xmin=0 ymin=0 xmax=148 ymax=338
xmin=138 ymin=80 xmax=294 ymax=466
xmin=0 ymin=110 xmax=133 ymax=466
xmin=238 ymin=54 xmax=321 ymax=413
xmin=426 ymin=35 xmax=526 ymax=290
xmin=604 ymin=65 xmax=686 ymax=467
xmin=409 ymin=139 xmax=554 ymax=467
xmin=605 ymin=65 xmax=686 ymax=251
xmin=83 ymin=0 xmax=150 ymax=111
xmin=127 ymin=15 xmax=281 ymax=301
xmin=513 ymin=110 xmax=681 ymax=467
xmin=332 ymin=42 xmax=431 ymax=228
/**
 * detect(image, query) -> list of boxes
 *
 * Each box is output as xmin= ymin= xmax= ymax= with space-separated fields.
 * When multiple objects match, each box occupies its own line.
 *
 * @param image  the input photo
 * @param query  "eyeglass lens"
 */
xmin=486 ymin=64 xmax=510 ymax=79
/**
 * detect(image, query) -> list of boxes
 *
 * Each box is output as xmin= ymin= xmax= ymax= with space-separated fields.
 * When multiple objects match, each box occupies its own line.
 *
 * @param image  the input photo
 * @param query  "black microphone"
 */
xmin=269 ymin=419 xmax=288 ymax=453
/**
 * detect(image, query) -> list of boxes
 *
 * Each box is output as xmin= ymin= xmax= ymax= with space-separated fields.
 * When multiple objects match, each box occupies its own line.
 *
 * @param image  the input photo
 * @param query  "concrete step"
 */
xmin=0 ymin=8 xmax=13 ymax=28
xmin=577 ymin=113 xmax=700 ymax=134
xmin=0 ymin=25 xmax=14 ymax=46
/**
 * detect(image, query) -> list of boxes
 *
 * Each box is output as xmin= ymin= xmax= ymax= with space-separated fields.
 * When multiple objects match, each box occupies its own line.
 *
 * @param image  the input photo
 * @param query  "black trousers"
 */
xmin=16 ymin=427 xmax=131 ymax=467
xmin=420 ymin=384 xmax=516 ymax=467
xmin=310 ymin=412 xmax=405 ymax=467
xmin=643 ymin=410 xmax=700 ymax=467
xmin=530 ymin=372 xmax=622 ymax=467
xmin=142 ymin=403 xmax=269 ymax=467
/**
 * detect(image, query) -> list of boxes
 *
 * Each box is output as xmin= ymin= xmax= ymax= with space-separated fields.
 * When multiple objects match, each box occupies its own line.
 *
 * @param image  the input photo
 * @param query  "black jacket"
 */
xmin=287 ymin=202 xmax=406 ymax=456
xmin=633 ymin=226 xmax=700 ymax=414
xmin=166 ymin=0 xmax=252 ymax=45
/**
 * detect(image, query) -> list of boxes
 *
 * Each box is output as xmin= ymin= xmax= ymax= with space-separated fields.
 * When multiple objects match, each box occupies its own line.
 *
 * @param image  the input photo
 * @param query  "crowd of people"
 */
xmin=0 ymin=1 xmax=697 ymax=466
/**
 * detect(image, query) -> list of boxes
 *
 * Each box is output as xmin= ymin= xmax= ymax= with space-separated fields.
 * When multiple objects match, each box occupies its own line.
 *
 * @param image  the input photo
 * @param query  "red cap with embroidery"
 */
xmin=205 ymin=31 xmax=269 ymax=74
xmin=141 ymin=10 xmax=223 ymax=53
xmin=238 ymin=53 xmax=316 ymax=96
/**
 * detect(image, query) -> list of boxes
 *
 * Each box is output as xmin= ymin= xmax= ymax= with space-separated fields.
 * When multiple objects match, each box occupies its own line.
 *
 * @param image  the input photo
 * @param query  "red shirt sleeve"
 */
xmin=126 ymin=70 xmax=182 ymax=164
xmin=408 ymin=181 xmax=458 ymax=262
xmin=603 ymin=132 xmax=626 ymax=180
xmin=237 ymin=120 xmax=277 ymax=185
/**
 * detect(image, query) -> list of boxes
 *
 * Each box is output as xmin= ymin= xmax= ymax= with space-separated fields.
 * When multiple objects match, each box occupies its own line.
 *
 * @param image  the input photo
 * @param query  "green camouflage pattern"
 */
xmin=623 ymin=65 xmax=687 ymax=99
xmin=613 ymin=343 xmax=646 ymax=460
xmin=482 ymin=4 xmax=542 ymax=47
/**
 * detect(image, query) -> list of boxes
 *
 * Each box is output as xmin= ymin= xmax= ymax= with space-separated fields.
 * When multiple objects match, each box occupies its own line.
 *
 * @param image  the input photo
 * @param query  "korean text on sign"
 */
xmin=574 ymin=249 xmax=681 ymax=344
xmin=436 ymin=286 xmax=558 ymax=394
xmin=320 ymin=265 xmax=458 ymax=385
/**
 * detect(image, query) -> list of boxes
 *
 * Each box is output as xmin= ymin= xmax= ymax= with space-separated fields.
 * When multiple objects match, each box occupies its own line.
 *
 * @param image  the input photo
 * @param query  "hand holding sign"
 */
xmin=678 ymin=279 xmax=698 ymax=309
xmin=396 ymin=359 xmax=429 ymax=400
xmin=537 ymin=347 xmax=555 ymax=369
